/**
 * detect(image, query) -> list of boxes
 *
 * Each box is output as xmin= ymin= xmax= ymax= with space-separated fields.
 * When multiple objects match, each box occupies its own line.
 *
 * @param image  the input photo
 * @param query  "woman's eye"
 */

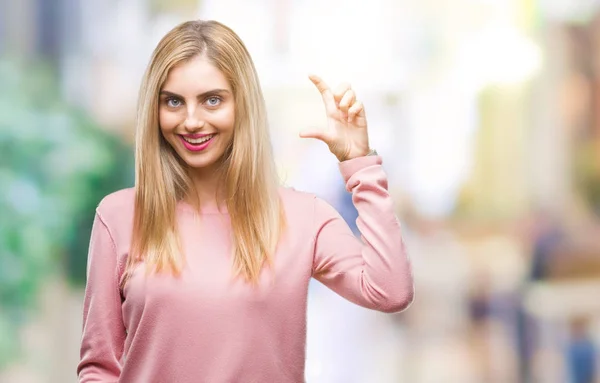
xmin=205 ymin=96 xmax=221 ymax=107
xmin=166 ymin=98 xmax=182 ymax=108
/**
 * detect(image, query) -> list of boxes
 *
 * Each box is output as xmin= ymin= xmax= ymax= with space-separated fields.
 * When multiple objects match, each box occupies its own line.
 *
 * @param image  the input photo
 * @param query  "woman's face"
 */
xmin=159 ymin=55 xmax=235 ymax=174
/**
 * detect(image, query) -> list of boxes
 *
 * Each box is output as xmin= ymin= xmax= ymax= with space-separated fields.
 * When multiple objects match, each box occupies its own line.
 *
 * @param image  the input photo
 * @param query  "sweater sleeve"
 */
xmin=311 ymin=155 xmax=414 ymax=313
xmin=77 ymin=212 xmax=126 ymax=382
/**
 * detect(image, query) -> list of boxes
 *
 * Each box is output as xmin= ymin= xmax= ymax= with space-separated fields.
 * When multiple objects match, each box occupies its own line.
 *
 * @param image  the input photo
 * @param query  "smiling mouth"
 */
xmin=178 ymin=133 xmax=217 ymax=152
xmin=180 ymin=134 xmax=216 ymax=144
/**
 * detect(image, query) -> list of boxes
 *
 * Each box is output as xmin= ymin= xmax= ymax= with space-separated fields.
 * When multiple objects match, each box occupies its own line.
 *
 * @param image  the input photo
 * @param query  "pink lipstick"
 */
xmin=178 ymin=133 xmax=216 ymax=152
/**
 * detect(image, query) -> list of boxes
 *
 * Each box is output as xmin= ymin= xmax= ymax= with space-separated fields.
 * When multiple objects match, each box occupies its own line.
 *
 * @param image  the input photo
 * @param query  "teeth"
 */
xmin=183 ymin=134 xmax=214 ymax=144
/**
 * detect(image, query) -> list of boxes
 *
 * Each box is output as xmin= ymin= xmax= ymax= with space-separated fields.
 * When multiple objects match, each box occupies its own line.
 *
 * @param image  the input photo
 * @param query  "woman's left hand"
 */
xmin=300 ymin=75 xmax=370 ymax=162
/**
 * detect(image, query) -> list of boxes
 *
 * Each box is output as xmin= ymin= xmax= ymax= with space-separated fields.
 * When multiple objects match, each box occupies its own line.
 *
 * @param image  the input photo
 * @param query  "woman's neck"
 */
xmin=185 ymin=167 xmax=227 ymax=212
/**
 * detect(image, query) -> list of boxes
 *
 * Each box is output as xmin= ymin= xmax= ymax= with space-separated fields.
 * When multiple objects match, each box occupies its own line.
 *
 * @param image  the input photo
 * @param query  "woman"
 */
xmin=78 ymin=19 xmax=413 ymax=382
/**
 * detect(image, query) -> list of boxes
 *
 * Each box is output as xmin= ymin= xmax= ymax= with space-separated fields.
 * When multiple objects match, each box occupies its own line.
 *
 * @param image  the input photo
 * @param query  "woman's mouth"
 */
xmin=179 ymin=134 xmax=216 ymax=152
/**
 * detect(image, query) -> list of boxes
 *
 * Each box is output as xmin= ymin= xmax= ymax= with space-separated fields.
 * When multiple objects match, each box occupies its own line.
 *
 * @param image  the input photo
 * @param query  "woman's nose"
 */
xmin=184 ymin=105 xmax=205 ymax=131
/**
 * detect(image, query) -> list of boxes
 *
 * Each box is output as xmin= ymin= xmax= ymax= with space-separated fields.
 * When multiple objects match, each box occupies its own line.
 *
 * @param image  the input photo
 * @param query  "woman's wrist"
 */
xmin=339 ymin=148 xmax=377 ymax=162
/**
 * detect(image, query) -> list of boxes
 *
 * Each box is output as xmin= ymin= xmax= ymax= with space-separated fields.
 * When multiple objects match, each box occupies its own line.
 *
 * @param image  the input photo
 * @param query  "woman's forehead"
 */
xmin=162 ymin=56 xmax=231 ymax=94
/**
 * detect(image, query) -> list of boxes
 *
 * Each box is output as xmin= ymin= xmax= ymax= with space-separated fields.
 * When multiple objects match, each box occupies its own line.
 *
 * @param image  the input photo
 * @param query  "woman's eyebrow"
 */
xmin=159 ymin=89 xmax=231 ymax=98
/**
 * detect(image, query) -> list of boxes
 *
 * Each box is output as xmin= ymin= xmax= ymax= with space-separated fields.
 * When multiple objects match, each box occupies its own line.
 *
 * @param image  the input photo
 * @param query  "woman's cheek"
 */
xmin=213 ymin=105 xmax=235 ymax=127
xmin=159 ymin=112 xmax=180 ymax=132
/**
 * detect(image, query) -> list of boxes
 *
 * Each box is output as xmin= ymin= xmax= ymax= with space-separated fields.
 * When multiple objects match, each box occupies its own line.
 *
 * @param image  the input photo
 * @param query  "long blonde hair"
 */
xmin=121 ymin=20 xmax=284 ymax=289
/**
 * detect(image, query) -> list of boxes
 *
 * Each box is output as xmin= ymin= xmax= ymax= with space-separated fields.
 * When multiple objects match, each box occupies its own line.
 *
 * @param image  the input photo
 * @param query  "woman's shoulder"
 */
xmin=95 ymin=187 xmax=136 ymax=224
xmin=278 ymin=185 xmax=315 ymax=202
xmin=277 ymin=186 xmax=320 ymax=216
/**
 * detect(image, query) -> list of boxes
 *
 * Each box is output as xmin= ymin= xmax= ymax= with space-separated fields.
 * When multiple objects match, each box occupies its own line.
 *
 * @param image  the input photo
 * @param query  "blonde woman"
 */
xmin=77 ymin=19 xmax=414 ymax=382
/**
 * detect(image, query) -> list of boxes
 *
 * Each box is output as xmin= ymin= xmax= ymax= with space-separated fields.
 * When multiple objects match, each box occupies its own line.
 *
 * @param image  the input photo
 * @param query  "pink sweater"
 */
xmin=77 ymin=155 xmax=414 ymax=383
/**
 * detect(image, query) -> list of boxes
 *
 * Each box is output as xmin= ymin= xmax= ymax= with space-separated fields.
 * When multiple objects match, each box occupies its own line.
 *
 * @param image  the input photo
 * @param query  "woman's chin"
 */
xmin=182 ymin=154 xmax=224 ymax=173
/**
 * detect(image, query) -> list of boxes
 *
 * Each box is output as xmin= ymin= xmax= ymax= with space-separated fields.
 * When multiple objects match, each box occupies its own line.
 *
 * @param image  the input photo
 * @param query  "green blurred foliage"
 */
xmin=574 ymin=141 xmax=600 ymax=216
xmin=0 ymin=58 xmax=134 ymax=368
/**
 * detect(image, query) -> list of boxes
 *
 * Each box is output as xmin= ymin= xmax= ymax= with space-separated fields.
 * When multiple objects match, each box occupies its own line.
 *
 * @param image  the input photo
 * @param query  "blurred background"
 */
xmin=1 ymin=0 xmax=600 ymax=382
